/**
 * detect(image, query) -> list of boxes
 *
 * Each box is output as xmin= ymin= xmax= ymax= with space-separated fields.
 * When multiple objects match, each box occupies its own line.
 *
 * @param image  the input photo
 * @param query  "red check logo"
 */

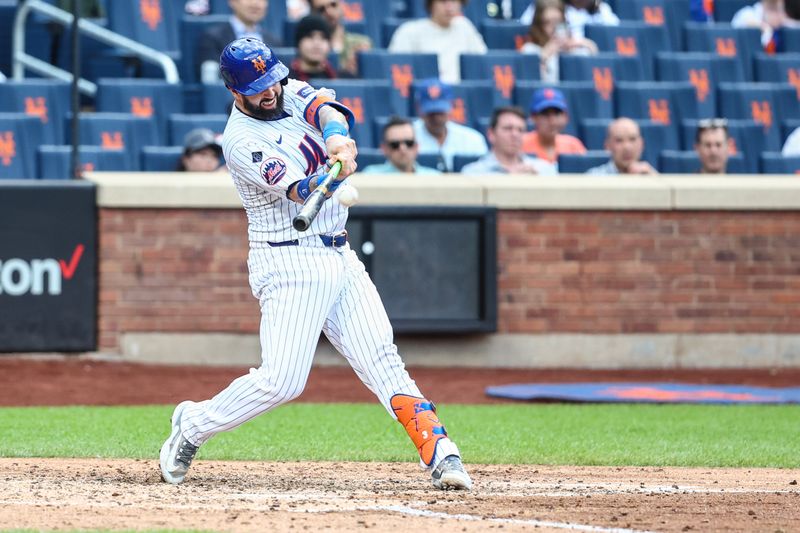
xmin=59 ymin=244 xmax=85 ymax=280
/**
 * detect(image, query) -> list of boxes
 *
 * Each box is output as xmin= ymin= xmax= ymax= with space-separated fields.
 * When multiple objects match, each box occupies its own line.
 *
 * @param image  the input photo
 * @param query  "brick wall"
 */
xmin=98 ymin=208 xmax=800 ymax=351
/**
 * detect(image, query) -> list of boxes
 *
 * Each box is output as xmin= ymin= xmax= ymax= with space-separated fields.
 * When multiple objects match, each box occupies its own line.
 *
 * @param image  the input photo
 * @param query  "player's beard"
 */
xmin=240 ymin=90 xmax=285 ymax=121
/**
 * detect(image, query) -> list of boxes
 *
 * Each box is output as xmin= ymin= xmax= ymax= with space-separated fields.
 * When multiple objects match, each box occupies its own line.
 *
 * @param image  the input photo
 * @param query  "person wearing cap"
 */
xmin=196 ymin=0 xmax=283 ymax=83
xmin=362 ymin=116 xmax=442 ymax=174
xmin=310 ymin=0 xmax=372 ymax=77
xmin=389 ymin=0 xmax=487 ymax=83
xmin=461 ymin=106 xmax=556 ymax=175
xmin=522 ymin=87 xmax=586 ymax=167
xmin=412 ymin=79 xmax=488 ymax=172
xmin=177 ymin=128 xmax=224 ymax=172
xmin=288 ymin=14 xmax=341 ymax=82
xmin=586 ymin=117 xmax=658 ymax=175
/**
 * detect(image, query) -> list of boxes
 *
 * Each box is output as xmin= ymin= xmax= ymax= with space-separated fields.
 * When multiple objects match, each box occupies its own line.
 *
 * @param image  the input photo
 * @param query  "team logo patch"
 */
xmin=251 ymin=151 xmax=263 ymax=163
xmin=297 ymin=85 xmax=314 ymax=98
xmin=261 ymin=157 xmax=287 ymax=185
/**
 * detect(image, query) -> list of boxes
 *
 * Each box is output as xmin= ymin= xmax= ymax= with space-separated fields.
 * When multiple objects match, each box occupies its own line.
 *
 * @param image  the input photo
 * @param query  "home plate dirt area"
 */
xmin=0 ymin=459 xmax=797 ymax=532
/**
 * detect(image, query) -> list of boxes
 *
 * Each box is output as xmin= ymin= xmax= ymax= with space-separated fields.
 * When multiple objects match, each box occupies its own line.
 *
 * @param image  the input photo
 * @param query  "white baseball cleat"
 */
xmin=431 ymin=455 xmax=472 ymax=490
xmin=159 ymin=401 xmax=199 ymax=484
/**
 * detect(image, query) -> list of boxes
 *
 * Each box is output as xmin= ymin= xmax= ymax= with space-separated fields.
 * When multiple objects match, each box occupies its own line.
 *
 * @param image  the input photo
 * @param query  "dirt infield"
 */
xmin=0 ymin=458 xmax=797 ymax=532
xmin=2 ymin=357 xmax=800 ymax=406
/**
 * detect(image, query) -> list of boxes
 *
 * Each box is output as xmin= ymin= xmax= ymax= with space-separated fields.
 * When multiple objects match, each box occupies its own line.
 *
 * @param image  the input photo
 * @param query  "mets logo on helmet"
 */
xmin=251 ymin=55 xmax=267 ymax=74
xmin=261 ymin=157 xmax=287 ymax=185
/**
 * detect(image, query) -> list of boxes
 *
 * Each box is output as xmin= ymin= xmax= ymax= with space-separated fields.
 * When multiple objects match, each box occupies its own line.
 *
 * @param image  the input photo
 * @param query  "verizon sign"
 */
xmin=0 ymin=183 xmax=96 ymax=352
xmin=0 ymin=245 xmax=84 ymax=296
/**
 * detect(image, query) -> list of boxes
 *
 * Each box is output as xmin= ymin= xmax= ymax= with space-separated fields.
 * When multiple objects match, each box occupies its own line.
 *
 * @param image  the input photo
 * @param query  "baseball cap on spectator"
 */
xmin=183 ymin=128 xmax=222 ymax=156
xmin=529 ymin=88 xmax=568 ymax=114
xmin=416 ymin=79 xmax=453 ymax=115
xmin=294 ymin=14 xmax=332 ymax=47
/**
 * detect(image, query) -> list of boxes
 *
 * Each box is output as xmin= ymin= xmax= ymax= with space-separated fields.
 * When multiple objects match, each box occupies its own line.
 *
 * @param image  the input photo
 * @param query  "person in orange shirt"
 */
xmin=521 ymin=87 xmax=587 ymax=167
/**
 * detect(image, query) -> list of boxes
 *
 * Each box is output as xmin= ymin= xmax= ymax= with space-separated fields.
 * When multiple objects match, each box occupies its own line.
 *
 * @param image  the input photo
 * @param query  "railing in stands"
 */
xmin=12 ymin=0 xmax=180 ymax=96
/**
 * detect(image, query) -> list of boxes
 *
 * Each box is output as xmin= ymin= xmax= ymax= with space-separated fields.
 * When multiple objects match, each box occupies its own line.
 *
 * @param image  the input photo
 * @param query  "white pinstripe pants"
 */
xmin=180 ymin=238 xmax=459 ymax=469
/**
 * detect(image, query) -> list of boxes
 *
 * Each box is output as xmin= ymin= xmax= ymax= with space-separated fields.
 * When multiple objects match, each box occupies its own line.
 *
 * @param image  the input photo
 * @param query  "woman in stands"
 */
xmin=732 ymin=0 xmax=800 ymax=51
xmin=520 ymin=0 xmax=598 ymax=83
xmin=520 ymin=0 xmax=619 ymax=38
xmin=177 ymin=129 xmax=224 ymax=172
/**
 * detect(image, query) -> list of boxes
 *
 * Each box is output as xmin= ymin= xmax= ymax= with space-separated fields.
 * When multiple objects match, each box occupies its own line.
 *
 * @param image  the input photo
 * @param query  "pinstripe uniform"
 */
xmin=177 ymin=79 xmax=461 ymax=470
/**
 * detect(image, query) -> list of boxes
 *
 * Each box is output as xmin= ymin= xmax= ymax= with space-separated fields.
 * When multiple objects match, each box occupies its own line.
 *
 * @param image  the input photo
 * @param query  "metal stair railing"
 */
xmin=12 ymin=0 xmax=180 ymax=97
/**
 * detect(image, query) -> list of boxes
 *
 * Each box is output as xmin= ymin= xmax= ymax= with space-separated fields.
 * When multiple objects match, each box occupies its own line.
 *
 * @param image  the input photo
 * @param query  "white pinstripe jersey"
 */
xmin=222 ymin=79 xmax=349 ymax=244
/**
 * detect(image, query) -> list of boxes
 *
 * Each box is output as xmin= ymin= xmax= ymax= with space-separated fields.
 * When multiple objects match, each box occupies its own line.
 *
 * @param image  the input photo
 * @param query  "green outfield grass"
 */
xmin=0 ymin=403 xmax=797 ymax=467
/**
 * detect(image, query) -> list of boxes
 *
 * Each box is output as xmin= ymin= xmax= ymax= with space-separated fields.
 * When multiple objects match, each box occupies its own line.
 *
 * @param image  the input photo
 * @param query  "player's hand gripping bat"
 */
xmin=292 ymin=161 xmax=342 ymax=232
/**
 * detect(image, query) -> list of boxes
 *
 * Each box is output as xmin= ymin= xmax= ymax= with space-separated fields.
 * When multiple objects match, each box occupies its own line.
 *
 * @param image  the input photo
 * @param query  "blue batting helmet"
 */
xmin=219 ymin=38 xmax=289 ymax=96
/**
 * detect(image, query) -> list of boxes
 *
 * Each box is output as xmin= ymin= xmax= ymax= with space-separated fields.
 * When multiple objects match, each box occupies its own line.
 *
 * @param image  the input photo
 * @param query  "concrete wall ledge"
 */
xmin=85 ymin=172 xmax=800 ymax=211
xmin=117 ymin=332 xmax=800 ymax=369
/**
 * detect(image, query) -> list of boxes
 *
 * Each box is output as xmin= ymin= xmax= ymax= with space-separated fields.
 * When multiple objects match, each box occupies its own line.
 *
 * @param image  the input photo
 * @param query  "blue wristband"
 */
xmin=295 ymin=177 xmax=313 ymax=201
xmin=316 ymin=172 xmax=344 ymax=192
xmin=322 ymin=121 xmax=349 ymax=141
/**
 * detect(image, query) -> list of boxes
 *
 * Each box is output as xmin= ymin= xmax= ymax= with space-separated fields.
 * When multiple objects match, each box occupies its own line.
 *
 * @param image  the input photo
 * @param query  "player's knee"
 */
xmin=252 ymin=368 xmax=307 ymax=403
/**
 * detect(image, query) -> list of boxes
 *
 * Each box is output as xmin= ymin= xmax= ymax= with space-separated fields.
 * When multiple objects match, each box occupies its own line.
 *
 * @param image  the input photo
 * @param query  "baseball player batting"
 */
xmin=159 ymin=38 xmax=472 ymax=491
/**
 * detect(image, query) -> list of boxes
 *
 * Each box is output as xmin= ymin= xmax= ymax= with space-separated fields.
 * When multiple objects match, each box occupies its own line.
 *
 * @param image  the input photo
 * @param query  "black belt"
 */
xmin=267 ymin=232 xmax=347 ymax=248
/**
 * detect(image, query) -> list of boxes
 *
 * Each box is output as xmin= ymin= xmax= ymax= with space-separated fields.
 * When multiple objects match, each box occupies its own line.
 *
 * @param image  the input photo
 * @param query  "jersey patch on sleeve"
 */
xmin=261 ymin=157 xmax=287 ymax=185
xmin=297 ymin=85 xmax=315 ymax=99
xmin=252 ymin=151 xmax=263 ymax=163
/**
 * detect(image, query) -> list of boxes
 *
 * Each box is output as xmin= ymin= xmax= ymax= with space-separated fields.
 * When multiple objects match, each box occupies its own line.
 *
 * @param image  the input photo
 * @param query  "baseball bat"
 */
xmin=292 ymin=161 xmax=343 ymax=232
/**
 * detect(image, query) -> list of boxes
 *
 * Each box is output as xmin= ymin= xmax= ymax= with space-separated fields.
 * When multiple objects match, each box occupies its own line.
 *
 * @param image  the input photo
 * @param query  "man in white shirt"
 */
xmin=412 ymin=79 xmax=489 ymax=172
xmin=388 ymin=0 xmax=487 ymax=83
xmin=521 ymin=0 xmax=619 ymax=39
xmin=783 ymin=127 xmax=800 ymax=156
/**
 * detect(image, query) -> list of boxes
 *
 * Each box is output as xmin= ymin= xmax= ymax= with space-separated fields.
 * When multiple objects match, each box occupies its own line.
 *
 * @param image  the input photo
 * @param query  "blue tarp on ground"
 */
xmin=485 ymin=382 xmax=800 ymax=404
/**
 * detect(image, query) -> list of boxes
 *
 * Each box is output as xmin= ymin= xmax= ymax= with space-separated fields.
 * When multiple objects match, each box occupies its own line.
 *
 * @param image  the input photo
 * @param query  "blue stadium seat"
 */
xmin=656 ymin=52 xmax=745 ymax=119
xmin=510 ymin=0 xmax=532 ymax=18
xmin=358 ymin=51 xmax=439 ymax=116
xmin=558 ymin=151 xmax=612 ymax=174
xmin=106 ymin=0 xmax=180 ymax=55
xmin=515 ymin=81 xmax=614 ymax=137
xmin=355 ymin=148 xmax=386 ymax=169
xmin=0 ymin=81 xmax=70 ymax=144
xmin=412 ymin=80 xmax=498 ymax=131
xmin=480 ymin=19 xmax=528 ymax=50
xmin=272 ymin=47 xmax=298 ymax=67
xmin=760 ymin=153 xmax=800 ymax=175
xmin=584 ymin=22 xmax=672 ymax=79
xmin=141 ymin=146 xmax=184 ymax=171
xmin=614 ymin=0 xmax=689 ymax=50
xmin=309 ymin=79 xmax=397 ymax=149
xmin=659 ymin=150 xmax=746 ymax=174
xmin=381 ymin=18 xmax=407 ymax=48
xmin=781 ymin=28 xmax=800 ymax=53
xmin=208 ymin=0 xmax=286 ymax=42
xmin=202 ymin=84 xmax=234 ymax=115
xmin=453 ymin=154 xmax=481 ymax=173
xmin=713 ymin=0 xmax=753 ymax=22
xmin=681 ymin=119 xmax=765 ymax=173
xmin=337 ymin=0 xmax=383 ymax=46
xmin=96 ymin=79 xmax=183 ymax=145
xmin=684 ymin=23 xmax=761 ymax=80
xmin=754 ymin=53 xmax=800 ymax=92
xmin=460 ymin=52 xmax=540 ymax=105
xmin=559 ymin=53 xmax=645 ymax=107
xmin=180 ymin=14 xmax=228 ymax=84
xmin=581 ymin=118 xmax=679 ymax=167
xmin=38 ymin=145 xmax=129 ymax=179
xmin=168 ymin=114 xmax=229 ymax=146
xmin=717 ymin=82 xmax=799 ymax=153
xmin=75 ymin=113 xmax=159 ymax=171
xmin=615 ymin=82 xmax=701 ymax=145
xmin=0 ymin=114 xmax=44 ymax=180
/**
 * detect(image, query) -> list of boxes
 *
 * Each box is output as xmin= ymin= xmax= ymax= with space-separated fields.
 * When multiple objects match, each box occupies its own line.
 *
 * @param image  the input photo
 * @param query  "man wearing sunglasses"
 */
xmin=362 ymin=117 xmax=442 ymax=174
xmin=310 ymin=0 xmax=372 ymax=76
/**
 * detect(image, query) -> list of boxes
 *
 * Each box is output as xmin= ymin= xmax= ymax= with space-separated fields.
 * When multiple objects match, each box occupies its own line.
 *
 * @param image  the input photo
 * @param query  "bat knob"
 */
xmin=293 ymin=215 xmax=311 ymax=232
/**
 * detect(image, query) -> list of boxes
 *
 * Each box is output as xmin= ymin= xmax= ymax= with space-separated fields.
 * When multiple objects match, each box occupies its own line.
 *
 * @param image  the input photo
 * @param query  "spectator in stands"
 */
xmin=362 ymin=117 xmax=442 ymax=174
xmin=462 ymin=107 xmax=556 ymax=175
xmin=783 ymin=127 xmax=800 ymax=156
xmin=587 ymin=118 xmax=658 ymax=175
xmin=732 ymin=0 xmax=800 ymax=51
xmin=287 ymin=15 xmax=341 ymax=81
xmin=389 ymin=0 xmax=487 ymax=83
xmin=177 ymin=128 xmax=224 ymax=172
xmin=520 ymin=0 xmax=598 ymax=83
xmin=310 ymin=0 xmax=372 ymax=77
xmin=412 ymin=79 xmax=489 ymax=172
xmin=522 ymin=88 xmax=586 ymax=166
xmin=520 ymin=0 xmax=619 ymax=39
xmin=694 ymin=119 xmax=731 ymax=174
xmin=196 ymin=0 xmax=282 ymax=83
